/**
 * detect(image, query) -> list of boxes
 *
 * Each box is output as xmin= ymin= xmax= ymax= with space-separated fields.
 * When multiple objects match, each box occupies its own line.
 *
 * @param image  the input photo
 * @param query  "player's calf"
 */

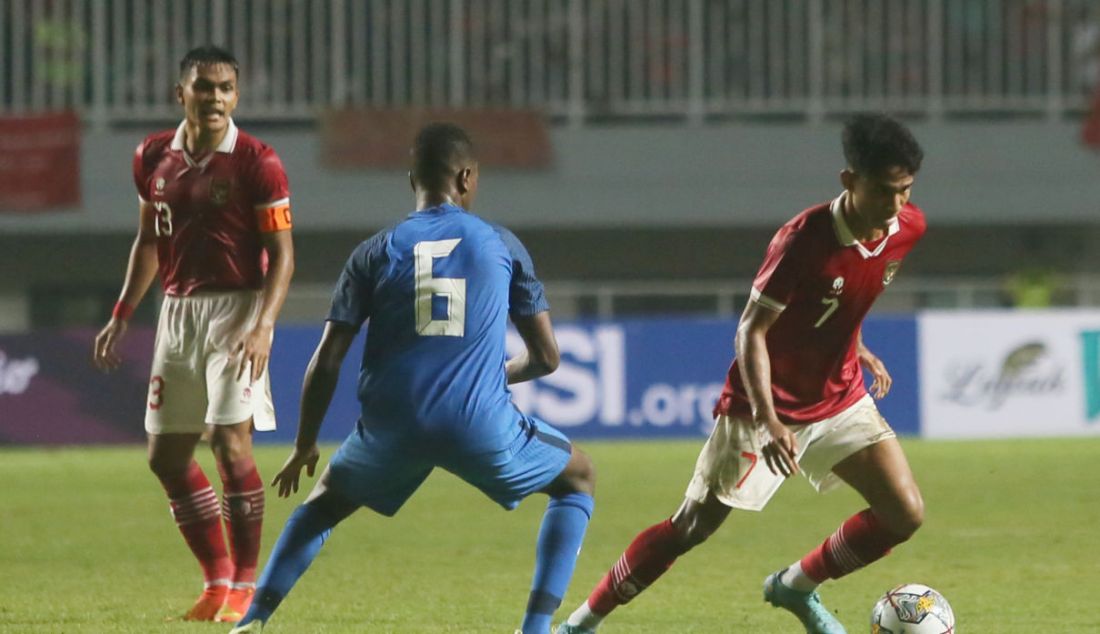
xmin=521 ymin=490 xmax=595 ymax=634
xmin=561 ymin=516 xmax=692 ymax=632
xmin=564 ymin=495 xmax=727 ymax=631
xmin=798 ymin=509 xmax=911 ymax=585
xmin=216 ymin=453 xmax=266 ymax=588
xmin=154 ymin=459 xmax=234 ymax=594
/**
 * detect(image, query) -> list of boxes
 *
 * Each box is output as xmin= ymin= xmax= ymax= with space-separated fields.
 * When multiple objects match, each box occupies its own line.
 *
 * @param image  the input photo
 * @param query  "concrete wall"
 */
xmin=2 ymin=120 xmax=1099 ymax=232
xmin=4 ymin=119 xmax=1099 ymax=331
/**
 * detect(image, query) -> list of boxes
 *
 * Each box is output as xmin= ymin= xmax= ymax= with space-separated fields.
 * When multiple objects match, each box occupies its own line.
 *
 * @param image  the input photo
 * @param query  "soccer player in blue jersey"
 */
xmin=229 ymin=123 xmax=596 ymax=634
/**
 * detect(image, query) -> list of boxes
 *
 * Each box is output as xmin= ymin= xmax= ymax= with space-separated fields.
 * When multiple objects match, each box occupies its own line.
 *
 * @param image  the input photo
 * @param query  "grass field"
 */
xmin=2 ymin=437 xmax=1098 ymax=633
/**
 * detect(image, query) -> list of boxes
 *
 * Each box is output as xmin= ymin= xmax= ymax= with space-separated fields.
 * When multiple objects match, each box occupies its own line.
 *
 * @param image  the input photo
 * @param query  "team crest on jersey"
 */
xmin=154 ymin=177 xmax=166 ymax=193
xmin=210 ymin=178 xmax=232 ymax=206
xmin=830 ymin=276 xmax=845 ymax=295
xmin=883 ymin=261 xmax=901 ymax=286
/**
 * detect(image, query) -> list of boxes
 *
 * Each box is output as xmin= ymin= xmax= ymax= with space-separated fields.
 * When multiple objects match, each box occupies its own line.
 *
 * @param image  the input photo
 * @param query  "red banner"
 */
xmin=320 ymin=108 xmax=552 ymax=170
xmin=0 ymin=111 xmax=82 ymax=212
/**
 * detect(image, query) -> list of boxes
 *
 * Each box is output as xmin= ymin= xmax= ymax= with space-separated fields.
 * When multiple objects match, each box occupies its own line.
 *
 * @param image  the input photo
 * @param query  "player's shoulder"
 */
xmin=899 ymin=201 xmax=927 ymax=236
xmin=136 ymin=129 xmax=176 ymax=159
xmin=775 ymin=200 xmax=834 ymax=244
xmin=357 ymin=222 xmax=397 ymax=255
xmin=343 ymin=223 xmax=398 ymax=275
xmin=470 ymin=212 xmax=513 ymax=239
xmin=232 ymin=127 xmax=280 ymax=162
xmin=789 ymin=200 xmax=833 ymax=229
xmin=473 ymin=214 xmax=530 ymax=257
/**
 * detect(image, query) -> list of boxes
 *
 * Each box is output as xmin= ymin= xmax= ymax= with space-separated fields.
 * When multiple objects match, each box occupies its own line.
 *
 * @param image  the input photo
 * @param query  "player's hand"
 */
xmin=858 ymin=346 xmax=892 ymax=399
xmin=233 ymin=323 xmax=274 ymax=384
xmin=272 ymin=444 xmax=320 ymax=498
xmin=759 ymin=417 xmax=799 ymax=478
xmin=92 ymin=318 xmax=128 ymax=372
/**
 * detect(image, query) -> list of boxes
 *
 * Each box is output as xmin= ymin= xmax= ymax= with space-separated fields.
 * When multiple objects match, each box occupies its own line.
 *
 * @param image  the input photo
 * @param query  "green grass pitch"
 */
xmin=2 ymin=437 xmax=1098 ymax=633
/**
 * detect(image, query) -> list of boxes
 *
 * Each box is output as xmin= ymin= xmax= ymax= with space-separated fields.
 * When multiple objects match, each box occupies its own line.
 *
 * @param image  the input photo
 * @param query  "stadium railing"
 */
xmin=2 ymin=0 xmax=1098 ymax=126
xmin=277 ymin=275 xmax=1100 ymax=322
xmin=0 ymin=275 xmax=1097 ymax=333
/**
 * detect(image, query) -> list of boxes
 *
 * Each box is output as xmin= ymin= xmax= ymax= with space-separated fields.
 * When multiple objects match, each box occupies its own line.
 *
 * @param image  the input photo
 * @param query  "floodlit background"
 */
xmin=1 ymin=2 xmax=1099 ymax=632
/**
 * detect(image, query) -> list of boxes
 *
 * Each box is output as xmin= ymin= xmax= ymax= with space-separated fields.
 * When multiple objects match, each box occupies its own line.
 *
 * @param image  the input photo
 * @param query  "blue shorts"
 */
xmin=327 ymin=416 xmax=573 ymax=516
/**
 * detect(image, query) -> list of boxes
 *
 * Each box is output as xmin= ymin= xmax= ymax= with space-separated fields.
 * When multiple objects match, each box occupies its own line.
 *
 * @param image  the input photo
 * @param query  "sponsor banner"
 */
xmin=263 ymin=315 xmax=920 ymax=443
xmin=262 ymin=319 xmax=732 ymax=444
xmin=918 ymin=310 xmax=1100 ymax=438
xmin=862 ymin=315 xmax=920 ymax=437
xmin=0 ymin=329 xmax=152 ymax=444
xmin=0 ymin=111 xmax=81 ymax=212
xmin=0 ymin=316 xmax=919 ymax=445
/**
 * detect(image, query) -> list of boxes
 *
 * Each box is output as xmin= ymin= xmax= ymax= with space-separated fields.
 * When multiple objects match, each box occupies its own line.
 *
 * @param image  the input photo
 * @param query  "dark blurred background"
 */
xmin=3 ymin=0 xmax=1100 ymax=329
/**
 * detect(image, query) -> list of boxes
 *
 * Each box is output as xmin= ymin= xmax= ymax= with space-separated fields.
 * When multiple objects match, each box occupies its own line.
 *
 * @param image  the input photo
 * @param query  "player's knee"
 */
xmin=147 ymin=453 xmax=188 ymax=480
xmin=899 ymin=493 xmax=925 ymax=538
xmin=885 ymin=490 xmax=925 ymax=540
xmin=671 ymin=512 xmax=717 ymax=552
xmin=564 ymin=448 xmax=596 ymax=496
xmin=209 ymin=425 xmax=252 ymax=464
xmin=210 ymin=440 xmax=248 ymax=465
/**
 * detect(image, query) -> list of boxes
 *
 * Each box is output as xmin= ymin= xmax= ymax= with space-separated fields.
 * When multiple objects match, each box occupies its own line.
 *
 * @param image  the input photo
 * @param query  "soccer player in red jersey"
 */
xmin=558 ymin=114 xmax=926 ymax=634
xmin=92 ymin=46 xmax=295 ymax=623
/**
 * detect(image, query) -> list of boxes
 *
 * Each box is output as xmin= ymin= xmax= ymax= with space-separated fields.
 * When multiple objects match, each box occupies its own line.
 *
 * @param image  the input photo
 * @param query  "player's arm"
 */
xmin=92 ymin=201 xmax=159 ymax=371
xmin=235 ymin=228 xmax=295 ymax=383
xmin=856 ymin=327 xmax=892 ymax=398
xmin=272 ymin=320 xmax=357 ymax=497
xmin=507 ymin=311 xmax=560 ymax=384
xmin=735 ymin=298 xmax=799 ymax=477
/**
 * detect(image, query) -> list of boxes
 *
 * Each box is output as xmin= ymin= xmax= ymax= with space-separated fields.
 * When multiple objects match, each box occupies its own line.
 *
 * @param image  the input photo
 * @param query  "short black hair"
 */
xmin=411 ymin=123 xmax=476 ymax=191
xmin=842 ymin=113 xmax=923 ymax=176
xmin=179 ymin=45 xmax=239 ymax=80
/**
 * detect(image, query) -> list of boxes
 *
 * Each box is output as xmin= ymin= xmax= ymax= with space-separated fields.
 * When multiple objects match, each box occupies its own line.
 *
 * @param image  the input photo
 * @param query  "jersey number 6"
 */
xmin=414 ymin=239 xmax=466 ymax=337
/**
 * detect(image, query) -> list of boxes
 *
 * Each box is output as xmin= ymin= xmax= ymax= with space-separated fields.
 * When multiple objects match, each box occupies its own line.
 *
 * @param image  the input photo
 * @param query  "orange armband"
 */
xmin=256 ymin=200 xmax=292 ymax=232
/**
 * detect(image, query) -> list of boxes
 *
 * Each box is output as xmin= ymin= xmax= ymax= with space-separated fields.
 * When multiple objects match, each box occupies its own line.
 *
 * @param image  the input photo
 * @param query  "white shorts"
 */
xmin=684 ymin=395 xmax=894 ymax=511
xmin=144 ymin=291 xmax=277 ymax=435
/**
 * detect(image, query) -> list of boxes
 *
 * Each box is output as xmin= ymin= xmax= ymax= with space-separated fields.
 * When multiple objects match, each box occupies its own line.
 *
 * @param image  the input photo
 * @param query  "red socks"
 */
xmin=157 ymin=458 xmax=266 ymax=589
xmin=588 ymin=519 xmax=688 ymax=616
xmin=581 ymin=508 xmax=907 ymax=620
xmin=217 ymin=457 xmax=265 ymax=587
xmin=159 ymin=461 xmax=232 ymax=586
xmin=800 ymin=508 xmax=908 ymax=582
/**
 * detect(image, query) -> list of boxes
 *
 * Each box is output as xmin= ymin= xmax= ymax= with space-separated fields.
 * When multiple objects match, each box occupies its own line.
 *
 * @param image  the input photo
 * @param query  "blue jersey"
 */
xmin=327 ymin=203 xmax=549 ymax=453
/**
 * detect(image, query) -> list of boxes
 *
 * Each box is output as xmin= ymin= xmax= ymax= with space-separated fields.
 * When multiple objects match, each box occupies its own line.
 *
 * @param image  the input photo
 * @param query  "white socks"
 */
xmin=565 ymin=600 xmax=604 ymax=630
xmin=781 ymin=561 xmax=821 ymax=592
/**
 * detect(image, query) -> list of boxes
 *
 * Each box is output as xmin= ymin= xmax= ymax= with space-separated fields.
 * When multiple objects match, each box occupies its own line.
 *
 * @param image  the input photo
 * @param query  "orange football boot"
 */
xmin=213 ymin=586 xmax=256 ymax=623
xmin=182 ymin=584 xmax=230 ymax=621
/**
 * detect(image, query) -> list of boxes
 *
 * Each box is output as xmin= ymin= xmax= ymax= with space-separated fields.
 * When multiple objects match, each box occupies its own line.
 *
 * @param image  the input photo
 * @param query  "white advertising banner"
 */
xmin=918 ymin=310 xmax=1100 ymax=438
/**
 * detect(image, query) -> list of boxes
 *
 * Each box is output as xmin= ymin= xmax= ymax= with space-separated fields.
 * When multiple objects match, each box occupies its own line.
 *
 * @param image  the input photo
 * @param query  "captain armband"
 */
xmin=256 ymin=198 xmax=293 ymax=232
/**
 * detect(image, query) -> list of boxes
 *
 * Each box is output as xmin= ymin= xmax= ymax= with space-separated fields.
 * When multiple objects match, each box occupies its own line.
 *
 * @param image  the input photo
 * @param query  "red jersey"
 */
xmin=132 ymin=120 xmax=292 ymax=296
xmin=715 ymin=193 xmax=926 ymax=424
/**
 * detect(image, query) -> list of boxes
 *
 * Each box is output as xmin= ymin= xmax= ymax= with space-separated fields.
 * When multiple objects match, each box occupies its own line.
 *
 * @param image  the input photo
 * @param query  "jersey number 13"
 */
xmin=414 ymin=239 xmax=466 ymax=337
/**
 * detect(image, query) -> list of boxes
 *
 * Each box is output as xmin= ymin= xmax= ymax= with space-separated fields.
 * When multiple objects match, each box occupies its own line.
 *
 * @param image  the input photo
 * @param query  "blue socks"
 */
xmin=238 ymin=491 xmax=593 ymax=632
xmin=521 ymin=492 xmax=595 ymax=634
xmin=237 ymin=502 xmax=341 ymax=626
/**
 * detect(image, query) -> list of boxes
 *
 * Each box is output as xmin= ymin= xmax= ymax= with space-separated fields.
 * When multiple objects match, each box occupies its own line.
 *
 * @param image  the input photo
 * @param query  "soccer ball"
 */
xmin=870 ymin=584 xmax=955 ymax=633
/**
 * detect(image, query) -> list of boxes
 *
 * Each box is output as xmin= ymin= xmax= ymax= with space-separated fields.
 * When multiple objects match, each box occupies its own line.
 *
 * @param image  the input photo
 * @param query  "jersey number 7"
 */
xmin=414 ymin=239 xmax=466 ymax=337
